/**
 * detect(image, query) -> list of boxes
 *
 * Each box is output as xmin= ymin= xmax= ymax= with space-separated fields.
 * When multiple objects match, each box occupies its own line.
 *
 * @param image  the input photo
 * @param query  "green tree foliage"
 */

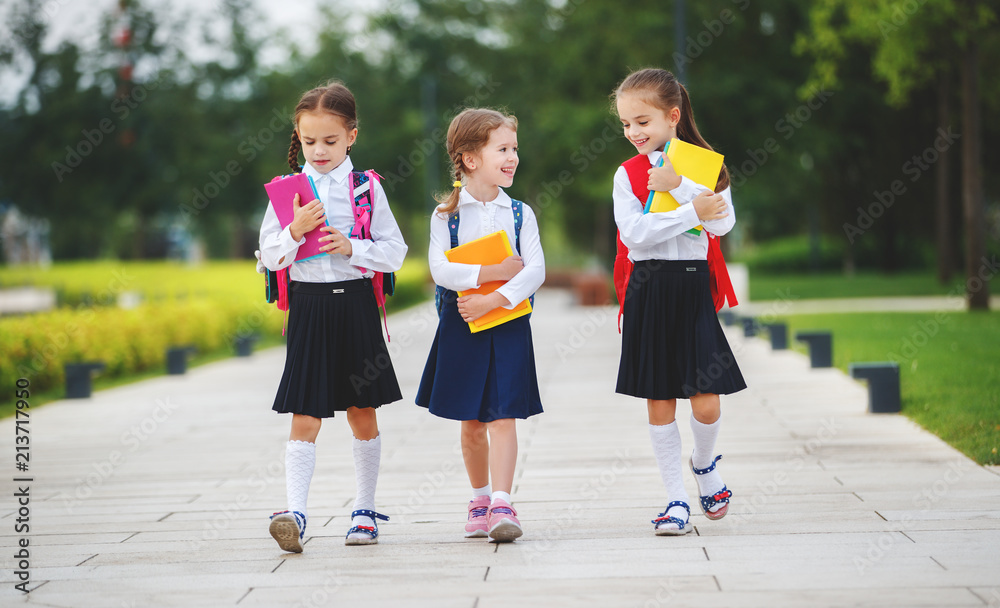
xmin=0 ymin=0 xmax=996 ymax=278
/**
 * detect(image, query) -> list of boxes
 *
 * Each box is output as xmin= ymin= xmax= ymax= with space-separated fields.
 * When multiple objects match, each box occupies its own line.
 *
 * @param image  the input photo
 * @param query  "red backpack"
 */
xmin=613 ymin=154 xmax=738 ymax=332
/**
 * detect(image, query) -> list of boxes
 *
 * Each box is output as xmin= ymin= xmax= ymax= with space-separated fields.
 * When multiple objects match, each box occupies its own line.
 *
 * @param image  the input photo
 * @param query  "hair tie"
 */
xmin=453 ymin=180 xmax=462 ymax=189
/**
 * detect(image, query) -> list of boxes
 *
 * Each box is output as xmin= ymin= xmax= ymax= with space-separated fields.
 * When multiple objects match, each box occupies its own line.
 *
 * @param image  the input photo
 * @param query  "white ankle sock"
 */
xmin=285 ymin=440 xmax=316 ymax=518
xmin=690 ymin=414 xmax=726 ymax=511
xmin=491 ymin=490 xmax=511 ymax=505
xmin=351 ymin=433 xmax=381 ymax=529
xmin=472 ymin=484 xmax=492 ymax=498
xmin=649 ymin=422 xmax=690 ymax=525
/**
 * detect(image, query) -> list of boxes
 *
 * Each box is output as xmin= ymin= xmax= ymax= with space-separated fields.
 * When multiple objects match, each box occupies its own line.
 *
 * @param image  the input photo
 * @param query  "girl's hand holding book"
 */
xmin=647 ymin=159 xmax=681 ymax=192
xmin=458 ymin=292 xmax=510 ymax=323
xmin=288 ymin=193 xmax=326 ymax=241
xmin=318 ymin=226 xmax=352 ymax=256
xmin=692 ymin=190 xmax=728 ymax=222
xmin=476 ymin=255 xmax=523 ymax=284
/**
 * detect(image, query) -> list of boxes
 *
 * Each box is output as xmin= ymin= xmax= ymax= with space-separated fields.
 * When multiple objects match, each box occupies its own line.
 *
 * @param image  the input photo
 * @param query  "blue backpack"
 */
xmin=434 ymin=199 xmax=534 ymax=316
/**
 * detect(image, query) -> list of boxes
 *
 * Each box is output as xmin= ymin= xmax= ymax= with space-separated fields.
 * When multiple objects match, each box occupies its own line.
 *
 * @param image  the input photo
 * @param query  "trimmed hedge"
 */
xmin=0 ymin=260 xmax=431 ymax=408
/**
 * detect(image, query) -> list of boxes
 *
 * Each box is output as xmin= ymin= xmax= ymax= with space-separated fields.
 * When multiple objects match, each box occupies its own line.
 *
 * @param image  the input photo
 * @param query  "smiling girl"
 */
xmin=612 ymin=68 xmax=746 ymax=536
xmin=258 ymin=81 xmax=407 ymax=551
xmin=416 ymin=108 xmax=545 ymax=543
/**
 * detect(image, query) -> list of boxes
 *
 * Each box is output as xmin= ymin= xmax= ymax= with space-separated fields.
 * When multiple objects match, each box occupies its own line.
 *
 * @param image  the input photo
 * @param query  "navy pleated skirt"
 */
xmin=616 ymin=260 xmax=746 ymax=400
xmin=416 ymin=290 xmax=543 ymax=422
xmin=272 ymin=279 xmax=402 ymax=418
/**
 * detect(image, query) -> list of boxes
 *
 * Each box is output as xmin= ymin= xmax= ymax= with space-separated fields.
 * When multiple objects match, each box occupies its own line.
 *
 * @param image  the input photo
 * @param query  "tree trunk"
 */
xmin=935 ymin=71 xmax=954 ymax=284
xmin=960 ymin=43 xmax=989 ymax=310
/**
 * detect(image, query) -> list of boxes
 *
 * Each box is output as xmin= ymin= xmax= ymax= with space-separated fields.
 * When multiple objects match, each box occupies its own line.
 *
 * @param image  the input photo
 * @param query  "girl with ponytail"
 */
xmin=258 ymin=80 xmax=407 ymax=551
xmin=611 ymin=68 xmax=745 ymax=536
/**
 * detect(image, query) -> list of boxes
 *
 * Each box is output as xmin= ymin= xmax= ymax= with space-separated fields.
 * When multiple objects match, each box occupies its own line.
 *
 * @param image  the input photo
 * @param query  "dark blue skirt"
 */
xmin=272 ymin=279 xmax=402 ymax=418
xmin=616 ymin=260 xmax=746 ymax=400
xmin=416 ymin=290 xmax=543 ymax=422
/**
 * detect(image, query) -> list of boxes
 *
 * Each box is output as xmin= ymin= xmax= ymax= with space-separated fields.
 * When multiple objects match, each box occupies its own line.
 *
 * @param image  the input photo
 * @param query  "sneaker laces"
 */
xmin=470 ymin=506 xmax=488 ymax=518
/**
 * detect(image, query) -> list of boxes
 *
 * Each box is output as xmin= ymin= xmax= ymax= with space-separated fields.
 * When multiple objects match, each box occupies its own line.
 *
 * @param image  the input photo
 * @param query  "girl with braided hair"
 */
xmin=416 ymin=108 xmax=545 ymax=543
xmin=258 ymin=80 xmax=407 ymax=551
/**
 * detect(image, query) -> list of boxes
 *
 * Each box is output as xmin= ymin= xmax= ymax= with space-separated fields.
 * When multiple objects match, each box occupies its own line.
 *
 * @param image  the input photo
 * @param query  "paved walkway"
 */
xmin=3 ymin=289 xmax=999 ymax=607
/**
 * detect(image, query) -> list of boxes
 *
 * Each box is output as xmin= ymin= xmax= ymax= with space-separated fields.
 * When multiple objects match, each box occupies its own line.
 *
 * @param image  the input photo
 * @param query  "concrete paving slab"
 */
xmin=2 ymin=289 xmax=999 ymax=607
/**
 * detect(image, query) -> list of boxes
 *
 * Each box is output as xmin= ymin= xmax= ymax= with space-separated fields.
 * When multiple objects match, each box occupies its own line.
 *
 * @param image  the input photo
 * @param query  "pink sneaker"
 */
xmin=465 ymin=496 xmax=491 ymax=538
xmin=487 ymin=499 xmax=522 ymax=542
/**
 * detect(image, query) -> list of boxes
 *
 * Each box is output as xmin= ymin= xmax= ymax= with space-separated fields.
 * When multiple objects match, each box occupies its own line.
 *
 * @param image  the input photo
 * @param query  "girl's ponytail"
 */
xmin=288 ymin=130 xmax=302 ymax=173
xmin=676 ymin=84 xmax=729 ymax=191
xmin=615 ymin=69 xmax=729 ymax=192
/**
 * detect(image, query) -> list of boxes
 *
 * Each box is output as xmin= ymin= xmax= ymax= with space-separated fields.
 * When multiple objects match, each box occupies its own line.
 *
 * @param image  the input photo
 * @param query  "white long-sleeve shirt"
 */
xmin=429 ymin=187 xmax=545 ymax=310
xmin=258 ymin=157 xmax=407 ymax=281
xmin=613 ymin=149 xmax=735 ymax=261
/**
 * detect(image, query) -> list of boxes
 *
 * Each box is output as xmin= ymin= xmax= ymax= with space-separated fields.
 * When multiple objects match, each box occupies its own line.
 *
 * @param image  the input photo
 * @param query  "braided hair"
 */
xmin=286 ymin=81 xmax=358 ymax=173
xmin=435 ymin=108 xmax=518 ymax=217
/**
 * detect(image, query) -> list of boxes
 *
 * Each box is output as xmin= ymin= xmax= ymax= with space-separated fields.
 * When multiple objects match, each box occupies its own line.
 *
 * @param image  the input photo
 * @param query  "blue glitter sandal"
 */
xmin=652 ymin=501 xmax=691 ymax=536
xmin=345 ymin=509 xmax=389 ymax=546
xmin=269 ymin=510 xmax=307 ymax=553
xmin=690 ymin=455 xmax=732 ymax=521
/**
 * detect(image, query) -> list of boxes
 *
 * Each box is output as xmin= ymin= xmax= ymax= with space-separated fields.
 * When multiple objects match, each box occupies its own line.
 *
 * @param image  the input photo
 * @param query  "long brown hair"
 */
xmin=614 ymin=68 xmax=730 ymax=191
xmin=435 ymin=108 xmax=518 ymax=216
xmin=287 ymin=81 xmax=358 ymax=173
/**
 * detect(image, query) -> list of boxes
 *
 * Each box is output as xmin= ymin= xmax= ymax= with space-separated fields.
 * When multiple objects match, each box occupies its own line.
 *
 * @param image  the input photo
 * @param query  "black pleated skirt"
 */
xmin=616 ymin=260 xmax=746 ymax=400
xmin=272 ymin=279 xmax=402 ymax=418
xmin=415 ymin=289 xmax=543 ymax=422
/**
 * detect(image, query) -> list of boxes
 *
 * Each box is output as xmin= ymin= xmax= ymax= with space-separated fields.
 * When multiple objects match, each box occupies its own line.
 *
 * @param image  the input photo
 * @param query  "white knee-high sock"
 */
xmin=286 ymin=440 xmax=316 ymax=518
xmin=649 ymin=422 xmax=690 ymax=522
xmin=351 ymin=433 xmax=381 ymax=528
xmin=690 ymin=414 xmax=726 ymax=506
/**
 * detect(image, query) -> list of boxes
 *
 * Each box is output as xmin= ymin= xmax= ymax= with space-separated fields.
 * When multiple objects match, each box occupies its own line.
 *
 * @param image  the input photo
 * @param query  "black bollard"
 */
xmin=795 ymin=331 xmax=833 ymax=368
xmin=65 ymin=362 xmax=106 ymax=399
xmin=850 ymin=362 xmax=901 ymax=413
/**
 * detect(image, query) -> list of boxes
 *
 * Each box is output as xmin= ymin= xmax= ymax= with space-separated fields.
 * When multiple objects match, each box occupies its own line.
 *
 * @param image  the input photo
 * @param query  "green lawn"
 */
xmin=748 ymin=271 xmax=960 ymax=301
xmin=779 ymin=311 xmax=1000 ymax=465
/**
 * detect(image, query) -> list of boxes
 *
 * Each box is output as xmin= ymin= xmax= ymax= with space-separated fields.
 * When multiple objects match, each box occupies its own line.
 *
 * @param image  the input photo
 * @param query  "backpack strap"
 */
xmin=434 ymin=210 xmax=461 ymax=316
xmin=349 ymin=169 xmax=392 ymax=341
xmin=510 ymin=199 xmax=534 ymax=308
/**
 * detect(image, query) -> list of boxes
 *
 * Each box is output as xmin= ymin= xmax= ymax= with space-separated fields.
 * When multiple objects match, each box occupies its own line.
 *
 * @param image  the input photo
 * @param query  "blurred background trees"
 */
xmin=1 ymin=0 xmax=996 ymax=303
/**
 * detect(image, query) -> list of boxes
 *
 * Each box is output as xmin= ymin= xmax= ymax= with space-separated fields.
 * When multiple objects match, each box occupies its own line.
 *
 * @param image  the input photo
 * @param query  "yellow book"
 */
xmin=644 ymin=138 xmax=725 ymax=235
xmin=444 ymin=230 xmax=532 ymax=333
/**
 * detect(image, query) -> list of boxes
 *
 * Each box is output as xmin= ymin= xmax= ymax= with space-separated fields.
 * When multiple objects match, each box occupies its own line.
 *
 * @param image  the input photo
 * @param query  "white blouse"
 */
xmin=428 ymin=187 xmax=545 ymax=310
xmin=258 ymin=157 xmax=407 ymax=282
xmin=613 ymin=149 xmax=736 ymax=261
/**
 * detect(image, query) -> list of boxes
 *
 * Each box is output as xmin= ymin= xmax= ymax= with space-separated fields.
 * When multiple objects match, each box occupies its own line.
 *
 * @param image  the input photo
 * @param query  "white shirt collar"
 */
xmin=647 ymin=150 xmax=663 ymax=165
xmin=458 ymin=186 xmax=512 ymax=208
xmin=302 ymin=156 xmax=354 ymax=185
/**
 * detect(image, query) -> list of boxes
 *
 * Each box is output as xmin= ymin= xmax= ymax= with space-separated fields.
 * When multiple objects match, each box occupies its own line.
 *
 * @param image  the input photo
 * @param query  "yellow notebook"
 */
xmin=644 ymin=138 xmax=725 ymax=236
xmin=445 ymin=230 xmax=532 ymax=333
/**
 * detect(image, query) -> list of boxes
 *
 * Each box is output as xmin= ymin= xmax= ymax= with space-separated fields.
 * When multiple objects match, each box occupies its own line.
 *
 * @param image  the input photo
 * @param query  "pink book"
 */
xmin=264 ymin=173 xmax=327 ymax=262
